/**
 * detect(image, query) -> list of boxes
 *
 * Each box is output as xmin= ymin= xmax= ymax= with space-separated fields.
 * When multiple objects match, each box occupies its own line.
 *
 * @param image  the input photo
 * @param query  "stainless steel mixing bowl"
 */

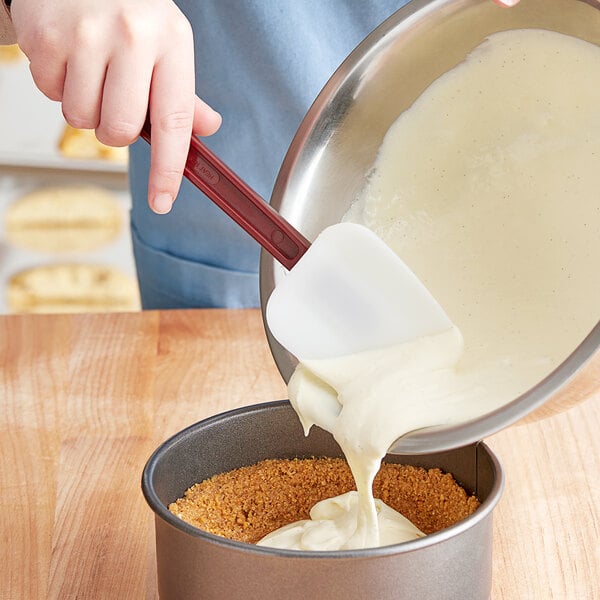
xmin=259 ymin=0 xmax=600 ymax=454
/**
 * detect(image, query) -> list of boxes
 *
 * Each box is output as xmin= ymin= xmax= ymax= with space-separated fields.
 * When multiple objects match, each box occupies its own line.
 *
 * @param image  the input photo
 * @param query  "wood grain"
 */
xmin=0 ymin=310 xmax=597 ymax=599
xmin=490 ymin=393 xmax=600 ymax=599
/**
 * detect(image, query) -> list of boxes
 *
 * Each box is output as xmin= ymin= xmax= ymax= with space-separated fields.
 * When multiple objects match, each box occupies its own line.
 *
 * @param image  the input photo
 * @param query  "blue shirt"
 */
xmin=129 ymin=0 xmax=409 ymax=308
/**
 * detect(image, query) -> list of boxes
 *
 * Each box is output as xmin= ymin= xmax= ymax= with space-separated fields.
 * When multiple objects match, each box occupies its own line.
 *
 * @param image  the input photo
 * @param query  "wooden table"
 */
xmin=1 ymin=310 xmax=598 ymax=599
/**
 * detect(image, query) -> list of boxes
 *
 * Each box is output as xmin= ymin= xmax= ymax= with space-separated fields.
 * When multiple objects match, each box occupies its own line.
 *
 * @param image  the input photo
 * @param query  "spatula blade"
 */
xmin=266 ymin=223 xmax=453 ymax=361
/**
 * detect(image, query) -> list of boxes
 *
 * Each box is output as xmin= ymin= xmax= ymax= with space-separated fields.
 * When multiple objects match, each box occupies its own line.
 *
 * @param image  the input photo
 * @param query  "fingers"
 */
xmin=95 ymin=52 xmax=153 ymax=147
xmin=146 ymin=95 xmax=221 ymax=214
xmin=193 ymin=95 xmax=222 ymax=137
xmin=61 ymin=52 xmax=107 ymax=130
xmin=20 ymin=26 xmax=67 ymax=102
xmin=28 ymin=58 xmax=67 ymax=103
xmin=147 ymin=67 xmax=195 ymax=213
xmin=146 ymin=25 xmax=196 ymax=215
xmin=147 ymin=91 xmax=222 ymax=214
xmin=146 ymin=94 xmax=221 ymax=214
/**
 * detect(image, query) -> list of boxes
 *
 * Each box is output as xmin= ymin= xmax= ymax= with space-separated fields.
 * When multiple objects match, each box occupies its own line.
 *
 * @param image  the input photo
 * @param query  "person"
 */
xmin=0 ymin=0 xmax=520 ymax=309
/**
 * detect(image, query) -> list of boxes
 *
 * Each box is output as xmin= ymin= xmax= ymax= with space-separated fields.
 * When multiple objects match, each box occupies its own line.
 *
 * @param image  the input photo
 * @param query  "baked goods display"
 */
xmin=169 ymin=457 xmax=480 ymax=545
xmin=5 ymin=185 xmax=123 ymax=253
xmin=0 ymin=53 xmax=137 ymax=315
xmin=0 ymin=178 xmax=139 ymax=315
xmin=7 ymin=263 xmax=140 ymax=314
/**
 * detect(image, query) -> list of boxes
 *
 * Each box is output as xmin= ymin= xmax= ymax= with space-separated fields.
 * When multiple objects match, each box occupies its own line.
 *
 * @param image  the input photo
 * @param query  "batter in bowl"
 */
xmin=259 ymin=29 xmax=600 ymax=551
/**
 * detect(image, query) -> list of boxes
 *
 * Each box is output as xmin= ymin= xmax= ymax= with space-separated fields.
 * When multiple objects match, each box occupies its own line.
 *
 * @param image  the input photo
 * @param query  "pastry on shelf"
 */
xmin=5 ymin=184 xmax=124 ymax=253
xmin=58 ymin=124 xmax=129 ymax=164
xmin=7 ymin=263 xmax=140 ymax=314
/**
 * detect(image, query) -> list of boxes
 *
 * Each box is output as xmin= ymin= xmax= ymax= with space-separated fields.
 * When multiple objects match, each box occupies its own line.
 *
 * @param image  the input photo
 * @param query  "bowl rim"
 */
xmin=142 ymin=400 xmax=505 ymax=559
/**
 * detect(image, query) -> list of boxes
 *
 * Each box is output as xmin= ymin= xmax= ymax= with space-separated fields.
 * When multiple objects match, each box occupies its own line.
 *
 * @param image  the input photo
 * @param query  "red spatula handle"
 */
xmin=140 ymin=121 xmax=310 ymax=270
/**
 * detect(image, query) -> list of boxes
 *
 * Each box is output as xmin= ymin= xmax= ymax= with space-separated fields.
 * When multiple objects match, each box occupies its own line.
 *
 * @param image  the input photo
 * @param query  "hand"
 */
xmin=11 ymin=0 xmax=221 ymax=214
xmin=492 ymin=0 xmax=521 ymax=5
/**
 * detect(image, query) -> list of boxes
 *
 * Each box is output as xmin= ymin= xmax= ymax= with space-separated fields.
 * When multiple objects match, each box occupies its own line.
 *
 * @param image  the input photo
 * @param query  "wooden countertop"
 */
xmin=1 ymin=309 xmax=598 ymax=599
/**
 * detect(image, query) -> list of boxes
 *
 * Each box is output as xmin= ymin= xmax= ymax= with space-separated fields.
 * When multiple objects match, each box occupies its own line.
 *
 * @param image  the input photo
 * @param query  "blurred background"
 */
xmin=0 ymin=44 xmax=140 ymax=314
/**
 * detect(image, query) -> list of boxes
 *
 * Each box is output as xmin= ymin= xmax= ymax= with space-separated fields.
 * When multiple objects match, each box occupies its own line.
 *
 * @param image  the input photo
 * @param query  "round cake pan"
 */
xmin=142 ymin=401 xmax=504 ymax=600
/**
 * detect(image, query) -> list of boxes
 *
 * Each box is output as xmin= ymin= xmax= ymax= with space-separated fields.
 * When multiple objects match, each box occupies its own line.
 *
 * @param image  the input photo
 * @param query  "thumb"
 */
xmin=192 ymin=95 xmax=222 ymax=137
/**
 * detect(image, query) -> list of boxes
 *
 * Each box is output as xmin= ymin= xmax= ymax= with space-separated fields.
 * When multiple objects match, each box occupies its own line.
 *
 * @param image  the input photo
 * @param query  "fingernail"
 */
xmin=152 ymin=193 xmax=173 ymax=214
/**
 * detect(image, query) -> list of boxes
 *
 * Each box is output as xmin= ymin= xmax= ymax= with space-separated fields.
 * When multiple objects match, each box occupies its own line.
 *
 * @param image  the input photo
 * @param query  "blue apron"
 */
xmin=129 ymin=0 xmax=409 ymax=308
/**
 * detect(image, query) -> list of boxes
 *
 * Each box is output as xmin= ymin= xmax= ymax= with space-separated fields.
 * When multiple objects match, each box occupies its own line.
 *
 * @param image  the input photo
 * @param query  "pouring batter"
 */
xmin=259 ymin=29 xmax=600 ymax=551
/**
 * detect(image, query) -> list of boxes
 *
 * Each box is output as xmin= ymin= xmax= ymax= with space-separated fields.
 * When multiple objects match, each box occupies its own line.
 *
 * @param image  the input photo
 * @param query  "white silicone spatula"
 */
xmin=141 ymin=122 xmax=452 ymax=361
xmin=266 ymin=222 xmax=453 ymax=360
